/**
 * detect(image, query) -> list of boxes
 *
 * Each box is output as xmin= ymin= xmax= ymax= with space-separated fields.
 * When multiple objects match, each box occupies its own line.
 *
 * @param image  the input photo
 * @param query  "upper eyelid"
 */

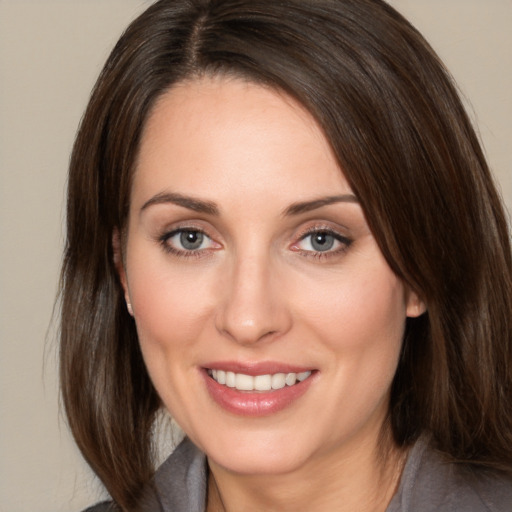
xmin=159 ymin=221 xmax=214 ymax=239
xmin=295 ymin=224 xmax=351 ymax=241
xmin=163 ymin=226 xmax=208 ymax=238
xmin=297 ymin=231 xmax=351 ymax=247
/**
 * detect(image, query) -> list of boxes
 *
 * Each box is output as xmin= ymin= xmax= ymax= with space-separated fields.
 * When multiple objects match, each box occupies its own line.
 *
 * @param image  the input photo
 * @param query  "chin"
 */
xmin=190 ymin=422 xmax=315 ymax=475
xmin=209 ymin=443 xmax=311 ymax=476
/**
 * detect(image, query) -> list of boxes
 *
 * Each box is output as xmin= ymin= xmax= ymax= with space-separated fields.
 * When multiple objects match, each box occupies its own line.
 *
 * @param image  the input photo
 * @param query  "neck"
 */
xmin=206 ymin=428 xmax=407 ymax=512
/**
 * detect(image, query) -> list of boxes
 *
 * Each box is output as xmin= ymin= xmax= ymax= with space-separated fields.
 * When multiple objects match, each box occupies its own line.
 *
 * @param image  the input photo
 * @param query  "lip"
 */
xmin=201 ymin=362 xmax=317 ymax=417
xmin=204 ymin=360 xmax=313 ymax=376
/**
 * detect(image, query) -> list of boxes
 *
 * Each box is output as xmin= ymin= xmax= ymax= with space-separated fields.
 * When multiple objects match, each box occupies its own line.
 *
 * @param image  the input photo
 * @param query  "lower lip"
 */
xmin=202 ymin=370 xmax=315 ymax=417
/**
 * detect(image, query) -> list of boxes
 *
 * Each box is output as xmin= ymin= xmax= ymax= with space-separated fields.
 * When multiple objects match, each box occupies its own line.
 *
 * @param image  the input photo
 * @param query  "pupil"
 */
xmin=180 ymin=231 xmax=203 ymax=250
xmin=311 ymin=232 xmax=334 ymax=252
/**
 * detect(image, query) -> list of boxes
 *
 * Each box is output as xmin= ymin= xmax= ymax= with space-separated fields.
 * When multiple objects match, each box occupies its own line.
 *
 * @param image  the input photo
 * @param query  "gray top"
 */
xmin=387 ymin=436 xmax=512 ymax=511
xmin=85 ymin=436 xmax=512 ymax=511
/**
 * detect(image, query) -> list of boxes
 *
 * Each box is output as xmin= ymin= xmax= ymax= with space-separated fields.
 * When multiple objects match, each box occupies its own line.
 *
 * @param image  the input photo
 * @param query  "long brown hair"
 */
xmin=60 ymin=0 xmax=512 ymax=508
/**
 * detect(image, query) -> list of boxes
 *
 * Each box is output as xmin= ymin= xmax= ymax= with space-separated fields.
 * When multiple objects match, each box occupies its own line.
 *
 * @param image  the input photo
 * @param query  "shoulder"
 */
xmin=151 ymin=437 xmax=207 ymax=511
xmin=79 ymin=438 xmax=206 ymax=512
xmin=467 ymin=468 xmax=512 ymax=511
xmin=388 ymin=436 xmax=512 ymax=512
xmin=82 ymin=502 xmax=114 ymax=512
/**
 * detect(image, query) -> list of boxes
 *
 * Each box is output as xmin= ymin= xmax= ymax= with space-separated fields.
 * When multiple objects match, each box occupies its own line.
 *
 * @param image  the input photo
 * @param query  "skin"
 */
xmin=116 ymin=76 xmax=425 ymax=511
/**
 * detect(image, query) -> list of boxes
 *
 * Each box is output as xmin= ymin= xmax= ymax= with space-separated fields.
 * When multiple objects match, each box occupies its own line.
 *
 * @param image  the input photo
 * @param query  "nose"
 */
xmin=215 ymin=252 xmax=292 ymax=345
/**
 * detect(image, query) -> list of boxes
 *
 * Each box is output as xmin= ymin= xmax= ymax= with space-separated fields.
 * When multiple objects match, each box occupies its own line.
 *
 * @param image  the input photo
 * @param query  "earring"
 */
xmin=127 ymin=302 xmax=134 ymax=316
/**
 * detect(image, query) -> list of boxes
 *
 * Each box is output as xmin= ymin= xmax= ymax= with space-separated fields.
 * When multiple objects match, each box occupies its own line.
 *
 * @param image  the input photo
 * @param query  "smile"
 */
xmin=207 ymin=369 xmax=312 ymax=392
xmin=203 ymin=366 xmax=316 ymax=416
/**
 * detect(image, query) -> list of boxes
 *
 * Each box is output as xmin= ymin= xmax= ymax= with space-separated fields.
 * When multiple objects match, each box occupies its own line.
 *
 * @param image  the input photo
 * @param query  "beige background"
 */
xmin=0 ymin=1 xmax=510 ymax=511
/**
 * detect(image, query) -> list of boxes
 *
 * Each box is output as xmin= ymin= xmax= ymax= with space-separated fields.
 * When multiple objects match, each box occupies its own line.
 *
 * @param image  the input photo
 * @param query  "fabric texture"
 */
xmin=386 ymin=436 xmax=512 ymax=511
xmin=84 ymin=436 xmax=512 ymax=511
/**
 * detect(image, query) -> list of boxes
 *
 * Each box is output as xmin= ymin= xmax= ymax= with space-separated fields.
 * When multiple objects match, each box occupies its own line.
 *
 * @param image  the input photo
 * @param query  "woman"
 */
xmin=60 ymin=0 xmax=512 ymax=510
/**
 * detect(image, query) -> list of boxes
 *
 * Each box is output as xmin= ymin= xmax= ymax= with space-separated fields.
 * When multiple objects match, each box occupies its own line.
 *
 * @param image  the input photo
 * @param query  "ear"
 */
xmin=405 ymin=287 xmax=427 ymax=318
xmin=112 ymin=229 xmax=133 ymax=316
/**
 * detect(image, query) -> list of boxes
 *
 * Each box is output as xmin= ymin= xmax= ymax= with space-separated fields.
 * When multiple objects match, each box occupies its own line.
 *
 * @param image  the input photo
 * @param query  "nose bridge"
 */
xmin=216 ymin=245 xmax=289 ymax=345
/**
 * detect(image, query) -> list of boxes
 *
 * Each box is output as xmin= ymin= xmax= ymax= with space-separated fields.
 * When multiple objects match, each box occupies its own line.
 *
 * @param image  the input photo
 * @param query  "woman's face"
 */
xmin=119 ymin=77 xmax=424 ymax=475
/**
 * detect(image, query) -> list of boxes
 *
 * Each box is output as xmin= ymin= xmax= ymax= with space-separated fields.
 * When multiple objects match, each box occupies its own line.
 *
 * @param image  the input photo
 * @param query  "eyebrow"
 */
xmin=283 ymin=194 xmax=359 ymax=216
xmin=140 ymin=192 xmax=358 ymax=217
xmin=140 ymin=192 xmax=219 ymax=215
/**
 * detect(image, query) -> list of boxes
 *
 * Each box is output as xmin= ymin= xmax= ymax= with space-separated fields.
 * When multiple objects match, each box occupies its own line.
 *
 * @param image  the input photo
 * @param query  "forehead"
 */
xmin=132 ymin=76 xmax=351 ymax=209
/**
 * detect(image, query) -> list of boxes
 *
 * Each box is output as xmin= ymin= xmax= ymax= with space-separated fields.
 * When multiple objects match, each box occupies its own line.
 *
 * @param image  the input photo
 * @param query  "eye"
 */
xmin=301 ymin=231 xmax=337 ymax=252
xmin=161 ymin=228 xmax=218 ymax=255
xmin=292 ymin=228 xmax=352 ymax=256
xmin=176 ymin=230 xmax=207 ymax=250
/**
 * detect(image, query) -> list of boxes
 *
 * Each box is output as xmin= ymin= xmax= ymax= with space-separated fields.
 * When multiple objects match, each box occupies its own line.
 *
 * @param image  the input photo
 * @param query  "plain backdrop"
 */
xmin=1 ymin=1 xmax=510 ymax=510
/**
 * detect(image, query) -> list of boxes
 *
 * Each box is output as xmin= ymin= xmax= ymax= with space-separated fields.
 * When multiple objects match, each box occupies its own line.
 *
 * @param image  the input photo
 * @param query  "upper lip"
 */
xmin=203 ymin=361 xmax=314 ymax=376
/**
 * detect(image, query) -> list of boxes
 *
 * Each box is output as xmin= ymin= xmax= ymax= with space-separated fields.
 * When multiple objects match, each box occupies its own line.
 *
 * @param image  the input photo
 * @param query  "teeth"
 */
xmin=226 ymin=371 xmax=236 ymax=387
xmin=285 ymin=372 xmax=296 ymax=386
xmin=254 ymin=374 xmax=272 ymax=391
xmin=208 ymin=369 xmax=312 ymax=391
xmin=235 ymin=373 xmax=254 ymax=391
xmin=271 ymin=373 xmax=286 ymax=389
xmin=297 ymin=371 xmax=310 ymax=382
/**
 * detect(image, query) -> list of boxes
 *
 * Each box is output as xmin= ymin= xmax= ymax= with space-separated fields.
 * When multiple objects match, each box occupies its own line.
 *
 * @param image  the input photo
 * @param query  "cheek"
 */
xmin=126 ymin=255 xmax=219 ymax=418
xmin=294 ymin=266 xmax=407 ymax=436
xmin=297 ymin=265 xmax=407 ymax=347
xmin=292 ymin=258 xmax=407 ymax=392
xmin=126 ymin=251 xmax=216 ymax=356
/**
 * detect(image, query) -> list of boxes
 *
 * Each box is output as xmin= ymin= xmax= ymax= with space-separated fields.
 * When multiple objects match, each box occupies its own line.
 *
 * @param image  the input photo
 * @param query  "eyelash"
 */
xmin=292 ymin=226 xmax=352 ymax=260
xmin=159 ymin=227 xmax=217 ymax=259
xmin=158 ymin=226 xmax=352 ymax=260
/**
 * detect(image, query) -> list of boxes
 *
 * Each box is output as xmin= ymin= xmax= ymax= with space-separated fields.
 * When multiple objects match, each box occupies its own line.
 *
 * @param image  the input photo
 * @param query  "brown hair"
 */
xmin=60 ymin=0 xmax=512 ymax=508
